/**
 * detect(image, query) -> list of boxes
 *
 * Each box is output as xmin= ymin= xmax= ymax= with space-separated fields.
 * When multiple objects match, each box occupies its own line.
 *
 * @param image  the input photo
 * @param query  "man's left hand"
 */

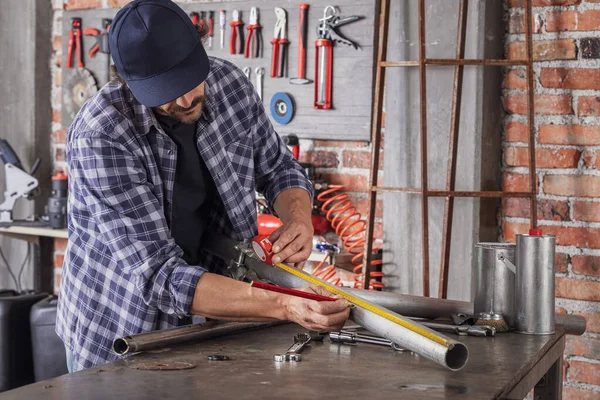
xmin=269 ymin=218 xmax=314 ymax=269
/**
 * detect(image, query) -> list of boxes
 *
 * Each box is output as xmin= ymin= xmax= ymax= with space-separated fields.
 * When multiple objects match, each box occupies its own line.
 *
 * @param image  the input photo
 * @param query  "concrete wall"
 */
xmin=382 ymin=0 xmax=504 ymax=300
xmin=0 ymin=0 xmax=53 ymax=291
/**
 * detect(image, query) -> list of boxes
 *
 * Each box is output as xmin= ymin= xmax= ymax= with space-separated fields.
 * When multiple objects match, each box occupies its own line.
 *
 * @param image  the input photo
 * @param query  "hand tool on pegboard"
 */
xmin=200 ymin=11 xmax=207 ymax=29
xmin=189 ymin=12 xmax=199 ymax=25
xmin=83 ymin=19 xmax=112 ymax=83
xmin=255 ymin=67 xmax=265 ymax=100
xmin=245 ymin=7 xmax=262 ymax=58
xmin=208 ymin=11 xmax=214 ymax=48
xmin=219 ymin=10 xmax=226 ymax=50
xmin=67 ymin=17 xmax=84 ymax=68
xmin=314 ymin=6 xmax=362 ymax=109
xmin=290 ymin=4 xmax=312 ymax=85
xmin=270 ymin=8 xmax=289 ymax=78
xmin=270 ymin=92 xmax=295 ymax=125
xmin=229 ymin=10 xmax=244 ymax=55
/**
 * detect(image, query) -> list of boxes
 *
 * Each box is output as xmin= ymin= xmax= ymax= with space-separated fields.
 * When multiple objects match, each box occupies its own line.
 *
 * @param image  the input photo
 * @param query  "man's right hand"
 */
xmin=282 ymin=285 xmax=352 ymax=332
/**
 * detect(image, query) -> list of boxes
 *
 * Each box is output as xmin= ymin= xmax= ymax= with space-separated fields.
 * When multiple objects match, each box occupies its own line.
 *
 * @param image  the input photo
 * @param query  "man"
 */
xmin=57 ymin=0 xmax=350 ymax=372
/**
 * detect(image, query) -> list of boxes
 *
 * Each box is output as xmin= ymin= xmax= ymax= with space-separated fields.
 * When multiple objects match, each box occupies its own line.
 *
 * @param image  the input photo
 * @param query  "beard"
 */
xmin=155 ymin=96 xmax=205 ymax=124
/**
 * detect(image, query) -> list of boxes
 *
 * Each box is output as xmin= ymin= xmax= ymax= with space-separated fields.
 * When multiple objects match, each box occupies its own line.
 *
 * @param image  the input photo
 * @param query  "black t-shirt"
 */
xmin=155 ymin=113 xmax=216 ymax=265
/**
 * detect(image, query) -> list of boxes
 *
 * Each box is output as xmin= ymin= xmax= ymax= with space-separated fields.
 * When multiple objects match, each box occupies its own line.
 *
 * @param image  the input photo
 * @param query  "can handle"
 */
xmin=497 ymin=253 xmax=516 ymax=274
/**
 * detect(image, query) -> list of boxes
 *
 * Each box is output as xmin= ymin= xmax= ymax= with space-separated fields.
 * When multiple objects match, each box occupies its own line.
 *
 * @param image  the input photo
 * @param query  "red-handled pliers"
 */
xmin=245 ymin=7 xmax=262 ymax=58
xmin=270 ymin=8 xmax=289 ymax=78
xmin=67 ymin=18 xmax=84 ymax=68
xmin=229 ymin=9 xmax=244 ymax=55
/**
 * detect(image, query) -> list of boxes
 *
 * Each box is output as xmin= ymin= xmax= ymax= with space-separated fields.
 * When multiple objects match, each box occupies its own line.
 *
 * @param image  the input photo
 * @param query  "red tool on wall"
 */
xmin=229 ymin=10 xmax=244 ymax=55
xmin=270 ymin=7 xmax=289 ymax=78
xmin=208 ymin=11 xmax=214 ymax=48
xmin=290 ymin=4 xmax=312 ymax=85
xmin=245 ymin=7 xmax=262 ymax=58
xmin=314 ymin=7 xmax=362 ymax=109
xmin=190 ymin=12 xmax=199 ymax=25
xmin=83 ymin=19 xmax=112 ymax=83
xmin=67 ymin=18 xmax=84 ymax=68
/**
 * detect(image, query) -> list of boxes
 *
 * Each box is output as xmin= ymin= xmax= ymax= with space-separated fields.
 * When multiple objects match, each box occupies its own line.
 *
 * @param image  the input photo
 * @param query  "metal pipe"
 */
xmin=113 ymin=321 xmax=280 ymax=355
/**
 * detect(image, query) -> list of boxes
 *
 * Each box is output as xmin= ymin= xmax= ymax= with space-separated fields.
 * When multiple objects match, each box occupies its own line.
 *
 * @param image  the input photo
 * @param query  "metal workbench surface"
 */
xmin=1 ymin=323 xmax=565 ymax=400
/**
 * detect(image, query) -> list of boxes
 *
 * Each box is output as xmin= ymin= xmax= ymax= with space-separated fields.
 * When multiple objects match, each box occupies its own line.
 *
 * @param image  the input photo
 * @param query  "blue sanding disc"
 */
xmin=270 ymin=92 xmax=295 ymax=125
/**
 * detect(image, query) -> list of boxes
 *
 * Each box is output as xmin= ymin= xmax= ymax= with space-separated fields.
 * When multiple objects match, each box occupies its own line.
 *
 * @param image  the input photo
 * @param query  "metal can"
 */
xmin=515 ymin=234 xmax=556 ymax=335
xmin=473 ymin=243 xmax=517 ymax=328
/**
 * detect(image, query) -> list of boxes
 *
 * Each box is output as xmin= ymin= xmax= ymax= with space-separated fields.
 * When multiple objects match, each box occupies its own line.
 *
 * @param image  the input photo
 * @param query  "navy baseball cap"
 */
xmin=109 ymin=0 xmax=210 ymax=107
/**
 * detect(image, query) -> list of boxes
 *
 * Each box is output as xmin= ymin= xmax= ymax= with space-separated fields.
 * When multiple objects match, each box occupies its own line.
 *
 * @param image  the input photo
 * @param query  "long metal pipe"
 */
xmin=113 ymin=321 xmax=280 ymax=355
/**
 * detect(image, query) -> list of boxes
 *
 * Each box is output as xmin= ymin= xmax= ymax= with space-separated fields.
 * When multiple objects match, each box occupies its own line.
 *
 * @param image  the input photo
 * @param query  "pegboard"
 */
xmin=62 ymin=0 xmax=377 ymax=141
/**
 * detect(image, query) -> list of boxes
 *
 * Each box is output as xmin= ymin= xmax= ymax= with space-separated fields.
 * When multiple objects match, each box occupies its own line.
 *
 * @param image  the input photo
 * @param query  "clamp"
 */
xmin=270 ymin=8 xmax=289 ymax=78
xmin=229 ymin=9 xmax=244 ymax=55
xmin=245 ymin=7 xmax=262 ymax=58
xmin=67 ymin=17 xmax=84 ymax=68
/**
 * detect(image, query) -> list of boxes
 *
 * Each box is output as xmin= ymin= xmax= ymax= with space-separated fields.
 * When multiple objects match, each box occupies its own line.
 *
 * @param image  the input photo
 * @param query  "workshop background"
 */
xmin=0 ymin=0 xmax=597 ymax=397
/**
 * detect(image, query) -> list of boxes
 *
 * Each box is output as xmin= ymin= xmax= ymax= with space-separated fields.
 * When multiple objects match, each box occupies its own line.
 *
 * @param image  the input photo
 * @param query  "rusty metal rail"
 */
xmin=362 ymin=0 xmax=538 ymax=296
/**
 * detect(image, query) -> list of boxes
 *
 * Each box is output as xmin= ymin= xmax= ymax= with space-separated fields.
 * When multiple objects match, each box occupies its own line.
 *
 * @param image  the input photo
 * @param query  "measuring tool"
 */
xmin=249 ymin=236 xmax=453 ymax=348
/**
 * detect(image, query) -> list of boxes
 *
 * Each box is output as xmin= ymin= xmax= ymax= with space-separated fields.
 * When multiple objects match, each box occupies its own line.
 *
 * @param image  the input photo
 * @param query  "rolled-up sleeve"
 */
xmin=69 ymin=135 xmax=204 ymax=318
xmin=247 ymin=83 xmax=313 ymax=207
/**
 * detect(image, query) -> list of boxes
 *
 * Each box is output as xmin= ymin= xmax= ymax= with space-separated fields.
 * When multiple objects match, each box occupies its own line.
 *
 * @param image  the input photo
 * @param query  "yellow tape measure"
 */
xmin=273 ymin=261 xmax=452 ymax=348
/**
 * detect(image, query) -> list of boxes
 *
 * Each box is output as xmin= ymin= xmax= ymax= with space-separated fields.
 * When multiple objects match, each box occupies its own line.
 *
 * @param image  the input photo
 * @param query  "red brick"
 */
xmin=52 ymin=110 xmax=61 ymax=123
xmin=320 ymin=173 xmax=368 ymax=192
xmin=502 ymin=198 xmax=570 ymax=221
xmin=544 ymin=175 xmax=600 ymax=198
xmin=505 ymin=222 xmax=600 ymax=249
xmin=343 ymin=150 xmax=370 ymax=169
xmin=502 ymin=172 xmax=537 ymax=192
xmin=572 ymin=255 xmax=600 ymax=277
xmin=505 ymin=122 xmax=529 ymax=143
xmin=354 ymin=198 xmax=384 ymax=219
xmin=55 ymin=238 xmax=68 ymax=252
xmin=578 ymin=96 xmax=600 ymax=117
xmin=507 ymin=39 xmax=577 ymax=61
xmin=546 ymin=10 xmax=600 ymax=32
xmin=52 ymin=129 xmax=67 ymax=144
xmin=508 ymin=0 xmax=580 ymax=6
xmin=373 ymin=222 xmax=383 ymax=240
xmin=52 ymin=36 xmax=62 ymax=52
xmin=108 ymin=0 xmax=132 ymax=6
xmin=565 ymin=336 xmax=600 ymax=359
xmin=503 ymin=69 xmax=536 ymax=90
xmin=555 ymin=252 xmax=569 ymax=274
xmin=569 ymin=361 xmax=600 ymax=386
xmin=582 ymin=150 xmax=596 ymax=169
xmin=540 ymin=68 xmax=600 ymax=90
xmin=504 ymin=147 xmax=580 ymax=168
xmin=54 ymin=254 xmax=64 ymax=268
xmin=64 ymin=0 xmax=102 ymax=10
xmin=563 ymin=387 xmax=600 ymax=400
xmin=502 ymin=222 xmax=528 ymax=242
xmin=55 ymin=148 xmax=65 ymax=163
xmin=507 ymin=14 xmax=543 ymax=34
xmin=313 ymin=140 xmax=368 ymax=149
xmin=503 ymin=94 xmax=573 ymax=115
xmin=539 ymin=124 xmax=600 ymax=146
xmin=556 ymin=277 xmax=600 ymax=301
xmin=576 ymin=312 xmax=600 ymax=333
xmin=574 ymin=201 xmax=600 ymax=222
xmin=299 ymin=151 xmax=338 ymax=168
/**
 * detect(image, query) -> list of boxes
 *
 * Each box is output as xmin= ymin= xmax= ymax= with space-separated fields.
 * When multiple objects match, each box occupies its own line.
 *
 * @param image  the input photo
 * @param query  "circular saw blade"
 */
xmin=63 ymin=68 xmax=98 ymax=122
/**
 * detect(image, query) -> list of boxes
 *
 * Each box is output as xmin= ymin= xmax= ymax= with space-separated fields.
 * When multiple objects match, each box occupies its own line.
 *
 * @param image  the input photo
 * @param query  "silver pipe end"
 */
xmin=113 ymin=337 xmax=131 ymax=355
xmin=445 ymin=342 xmax=469 ymax=371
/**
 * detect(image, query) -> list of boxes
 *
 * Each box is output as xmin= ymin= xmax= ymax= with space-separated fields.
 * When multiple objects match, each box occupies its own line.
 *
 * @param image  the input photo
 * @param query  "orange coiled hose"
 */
xmin=315 ymin=185 xmax=384 ymax=290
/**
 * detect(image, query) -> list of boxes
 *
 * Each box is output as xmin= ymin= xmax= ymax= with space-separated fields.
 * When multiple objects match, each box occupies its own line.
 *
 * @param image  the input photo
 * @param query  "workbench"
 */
xmin=0 ymin=226 xmax=67 ymax=293
xmin=0 ymin=323 xmax=565 ymax=399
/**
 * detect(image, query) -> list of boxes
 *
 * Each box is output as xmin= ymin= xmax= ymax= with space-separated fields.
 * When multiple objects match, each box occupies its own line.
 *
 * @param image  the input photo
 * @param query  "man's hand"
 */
xmin=283 ymin=285 xmax=351 ymax=332
xmin=269 ymin=218 xmax=313 ymax=269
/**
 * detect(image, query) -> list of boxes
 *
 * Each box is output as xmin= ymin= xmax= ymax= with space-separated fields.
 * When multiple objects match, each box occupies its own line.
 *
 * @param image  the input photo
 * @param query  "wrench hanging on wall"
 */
xmin=270 ymin=8 xmax=289 ymax=78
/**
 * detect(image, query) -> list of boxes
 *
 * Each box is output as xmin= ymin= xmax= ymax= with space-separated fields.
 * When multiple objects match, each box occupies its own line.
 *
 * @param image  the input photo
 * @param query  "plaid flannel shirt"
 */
xmin=56 ymin=57 xmax=313 ymax=371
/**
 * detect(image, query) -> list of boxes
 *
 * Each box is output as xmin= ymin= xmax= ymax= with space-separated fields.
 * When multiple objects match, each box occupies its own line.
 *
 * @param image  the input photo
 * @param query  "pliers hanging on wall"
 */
xmin=67 ymin=18 xmax=84 ymax=68
xmin=245 ymin=7 xmax=262 ymax=58
xmin=270 ymin=7 xmax=289 ymax=77
xmin=230 ymin=9 xmax=244 ymax=55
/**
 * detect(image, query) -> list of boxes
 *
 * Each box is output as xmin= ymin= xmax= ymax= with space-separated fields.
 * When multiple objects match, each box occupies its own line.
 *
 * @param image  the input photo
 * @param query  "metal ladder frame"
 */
xmin=361 ymin=0 xmax=538 ymax=296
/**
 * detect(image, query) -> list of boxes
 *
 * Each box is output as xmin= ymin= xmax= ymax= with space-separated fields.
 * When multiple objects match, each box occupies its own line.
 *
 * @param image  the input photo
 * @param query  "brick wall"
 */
xmin=49 ymin=0 xmax=382 ymax=292
xmin=503 ymin=0 xmax=600 ymax=397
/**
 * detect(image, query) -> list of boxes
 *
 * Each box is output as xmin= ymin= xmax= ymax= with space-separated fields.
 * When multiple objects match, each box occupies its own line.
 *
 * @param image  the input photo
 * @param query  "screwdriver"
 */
xmin=219 ymin=10 xmax=226 ymax=49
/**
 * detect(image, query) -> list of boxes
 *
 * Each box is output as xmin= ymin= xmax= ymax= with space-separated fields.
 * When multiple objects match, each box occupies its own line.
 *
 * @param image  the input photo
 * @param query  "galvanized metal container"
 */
xmin=473 ymin=243 xmax=516 ymax=328
xmin=515 ymin=234 xmax=556 ymax=335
